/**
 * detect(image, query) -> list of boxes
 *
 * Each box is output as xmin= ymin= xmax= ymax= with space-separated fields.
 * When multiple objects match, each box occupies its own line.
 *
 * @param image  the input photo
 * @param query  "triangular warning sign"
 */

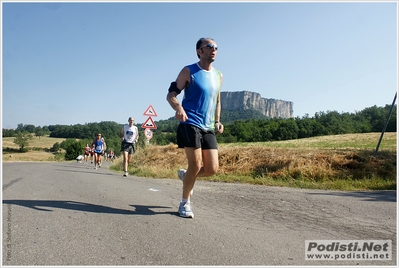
xmin=143 ymin=105 xmax=158 ymax=117
xmin=141 ymin=117 xmax=157 ymax=129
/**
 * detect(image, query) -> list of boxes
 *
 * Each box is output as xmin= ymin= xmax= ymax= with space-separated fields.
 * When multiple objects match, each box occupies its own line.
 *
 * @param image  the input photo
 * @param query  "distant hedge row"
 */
xmin=3 ymin=104 xmax=396 ymax=146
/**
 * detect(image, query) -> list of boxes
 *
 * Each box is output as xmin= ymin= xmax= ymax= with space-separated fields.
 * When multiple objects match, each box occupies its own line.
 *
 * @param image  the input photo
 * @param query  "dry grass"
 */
xmin=218 ymin=146 xmax=395 ymax=180
xmin=2 ymin=151 xmax=57 ymax=162
xmin=110 ymin=132 xmax=397 ymax=190
xmin=2 ymin=136 xmax=66 ymax=162
xmin=2 ymin=136 xmax=66 ymax=149
xmin=226 ymin=132 xmax=397 ymax=150
xmin=3 ymin=133 xmax=397 ymax=190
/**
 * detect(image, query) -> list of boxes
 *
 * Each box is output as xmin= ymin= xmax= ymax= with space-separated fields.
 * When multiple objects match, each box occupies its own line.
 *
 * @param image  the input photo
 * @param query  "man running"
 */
xmin=166 ymin=37 xmax=224 ymax=218
xmin=92 ymin=133 xmax=106 ymax=170
xmin=120 ymin=117 xmax=139 ymax=177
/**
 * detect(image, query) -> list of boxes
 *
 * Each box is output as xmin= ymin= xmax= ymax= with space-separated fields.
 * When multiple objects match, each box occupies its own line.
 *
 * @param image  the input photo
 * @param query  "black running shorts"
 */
xmin=177 ymin=124 xmax=218 ymax=149
xmin=121 ymin=142 xmax=135 ymax=154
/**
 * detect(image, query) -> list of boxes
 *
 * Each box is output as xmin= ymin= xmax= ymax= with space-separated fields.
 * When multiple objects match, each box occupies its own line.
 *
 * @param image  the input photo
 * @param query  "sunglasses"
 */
xmin=199 ymin=43 xmax=218 ymax=50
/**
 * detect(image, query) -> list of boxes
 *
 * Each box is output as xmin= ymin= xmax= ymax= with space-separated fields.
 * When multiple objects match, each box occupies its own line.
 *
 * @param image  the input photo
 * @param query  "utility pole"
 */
xmin=373 ymin=92 xmax=397 ymax=157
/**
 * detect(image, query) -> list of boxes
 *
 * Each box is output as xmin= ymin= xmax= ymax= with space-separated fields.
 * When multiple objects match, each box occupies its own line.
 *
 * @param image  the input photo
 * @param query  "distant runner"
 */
xmin=120 ymin=117 xmax=139 ymax=177
xmin=92 ymin=133 xmax=106 ymax=170
xmin=84 ymin=143 xmax=91 ymax=164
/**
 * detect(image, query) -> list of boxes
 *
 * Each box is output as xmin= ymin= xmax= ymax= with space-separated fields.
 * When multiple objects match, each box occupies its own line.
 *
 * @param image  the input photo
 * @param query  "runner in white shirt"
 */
xmin=120 ymin=117 xmax=139 ymax=177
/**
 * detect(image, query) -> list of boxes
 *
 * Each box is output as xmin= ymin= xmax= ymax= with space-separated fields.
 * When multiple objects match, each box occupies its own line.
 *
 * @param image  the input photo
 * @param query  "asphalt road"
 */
xmin=2 ymin=162 xmax=396 ymax=266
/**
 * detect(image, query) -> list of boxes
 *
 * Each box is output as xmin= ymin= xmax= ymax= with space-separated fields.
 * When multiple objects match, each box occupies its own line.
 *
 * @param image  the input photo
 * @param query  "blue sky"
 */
xmin=2 ymin=1 xmax=397 ymax=129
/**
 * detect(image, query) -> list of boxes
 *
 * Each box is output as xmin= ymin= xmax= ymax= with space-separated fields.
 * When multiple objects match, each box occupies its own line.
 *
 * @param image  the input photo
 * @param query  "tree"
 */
xmin=35 ymin=127 xmax=44 ymax=139
xmin=24 ymin=124 xmax=36 ymax=133
xmin=16 ymin=123 xmax=24 ymax=132
xmin=13 ymin=132 xmax=33 ymax=152
xmin=51 ymin=142 xmax=61 ymax=153
xmin=64 ymin=140 xmax=85 ymax=161
xmin=2 ymin=128 xmax=16 ymax=137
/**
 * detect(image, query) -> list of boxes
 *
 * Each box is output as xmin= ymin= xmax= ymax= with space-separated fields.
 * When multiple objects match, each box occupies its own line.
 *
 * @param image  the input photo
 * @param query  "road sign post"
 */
xmin=142 ymin=105 xmax=157 ymax=145
xmin=144 ymin=128 xmax=153 ymax=145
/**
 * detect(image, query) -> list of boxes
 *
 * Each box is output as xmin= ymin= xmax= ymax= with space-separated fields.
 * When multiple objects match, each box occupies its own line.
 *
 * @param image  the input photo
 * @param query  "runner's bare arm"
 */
xmin=215 ymin=73 xmax=224 ymax=134
xmin=166 ymin=67 xmax=190 ymax=122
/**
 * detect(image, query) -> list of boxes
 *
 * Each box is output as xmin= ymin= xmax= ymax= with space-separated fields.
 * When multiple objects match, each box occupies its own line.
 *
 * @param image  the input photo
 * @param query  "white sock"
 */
xmin=181 ymin=198 xmax=189 ymax=204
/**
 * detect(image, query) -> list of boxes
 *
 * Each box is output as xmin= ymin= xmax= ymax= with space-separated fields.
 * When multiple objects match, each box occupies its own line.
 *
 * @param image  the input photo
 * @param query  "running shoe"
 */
xmin=123 ymin=171 xmax=128 ymax=177
xmin=178 ymin=201 xmax=194 ymax=218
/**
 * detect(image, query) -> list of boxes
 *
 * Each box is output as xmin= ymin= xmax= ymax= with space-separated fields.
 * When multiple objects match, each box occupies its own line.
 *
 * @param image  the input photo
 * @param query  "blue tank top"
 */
xmin=94 ymin=138 xmax=104 ymax=153
xmin=181 ymin=63 xmax=222 ymax=130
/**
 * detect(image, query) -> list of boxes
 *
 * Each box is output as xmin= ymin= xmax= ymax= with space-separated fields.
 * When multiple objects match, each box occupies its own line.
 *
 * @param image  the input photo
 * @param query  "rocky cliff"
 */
xmin=220 ymin=91 xmax=293 ymax=119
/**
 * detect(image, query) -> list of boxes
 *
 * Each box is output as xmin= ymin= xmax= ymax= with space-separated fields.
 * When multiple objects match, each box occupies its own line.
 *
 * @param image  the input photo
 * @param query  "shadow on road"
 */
xmin=55 ymin=168 xmax=116 ymax=176
xmin=3 ymin=200 xmax=175 ymax=216
xmin=307 ymin=190 xmax=396 ymax=202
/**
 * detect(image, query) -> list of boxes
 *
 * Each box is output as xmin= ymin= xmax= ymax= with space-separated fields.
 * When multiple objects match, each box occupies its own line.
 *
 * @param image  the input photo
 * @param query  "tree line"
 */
xmin=3 ymin=104 xmax=396 ymax=151
xmin=152 ymin=104 xmax=397 ymax=144
xmin=217 ymin=104 xmax=396 ymax=143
